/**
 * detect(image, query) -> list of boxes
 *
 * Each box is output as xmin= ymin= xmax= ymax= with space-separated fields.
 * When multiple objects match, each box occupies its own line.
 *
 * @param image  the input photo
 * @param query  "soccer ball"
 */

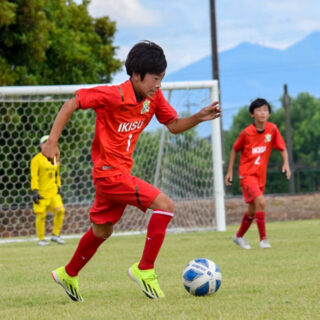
xmin=182 ymin=258 xmax=222 ymax=296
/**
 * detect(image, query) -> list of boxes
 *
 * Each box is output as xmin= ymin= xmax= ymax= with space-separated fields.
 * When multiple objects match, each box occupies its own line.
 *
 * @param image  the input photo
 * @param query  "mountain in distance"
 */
xmin=166 ymin=31 xmax=320 ymax=129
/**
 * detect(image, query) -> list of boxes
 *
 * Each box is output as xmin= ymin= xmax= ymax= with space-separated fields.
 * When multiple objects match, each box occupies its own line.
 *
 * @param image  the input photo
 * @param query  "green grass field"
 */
xmin=1 ymin=219 xmax=319 ymax=320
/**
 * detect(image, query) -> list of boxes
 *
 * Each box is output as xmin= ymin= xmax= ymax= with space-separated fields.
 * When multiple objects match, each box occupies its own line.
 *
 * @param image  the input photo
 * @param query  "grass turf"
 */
xmin=0 ymin=219 xmax=319 ymax=320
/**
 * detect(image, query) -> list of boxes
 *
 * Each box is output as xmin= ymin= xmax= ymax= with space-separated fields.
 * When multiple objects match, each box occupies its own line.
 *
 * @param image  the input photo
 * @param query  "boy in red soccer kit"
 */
xmin=225 ymin=98 xmax=291 ymax=249
xmin=42 ymin=41 xmax=221 ymax=301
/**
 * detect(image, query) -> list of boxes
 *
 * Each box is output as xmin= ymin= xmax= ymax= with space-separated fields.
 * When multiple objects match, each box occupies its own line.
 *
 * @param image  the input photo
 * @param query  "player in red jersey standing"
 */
xmin=225 ymin=98 xmax=291 ymax=250
xmin=42 ymin=41 xmax=221 ymax=301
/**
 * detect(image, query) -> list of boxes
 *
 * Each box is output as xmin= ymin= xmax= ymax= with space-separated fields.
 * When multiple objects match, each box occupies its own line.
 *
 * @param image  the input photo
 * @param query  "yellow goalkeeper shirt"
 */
xmin=30 ymin=152 xmax=61 ymax=198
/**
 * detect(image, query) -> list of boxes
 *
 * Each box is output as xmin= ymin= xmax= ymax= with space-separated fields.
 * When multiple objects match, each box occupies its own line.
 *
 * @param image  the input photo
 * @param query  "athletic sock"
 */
xmin=255 ymin=211 xmax=266 ymax=240
xmin=65 ymin=228 xmax=105 ymax=277
xmin=138 ymin=209 xmax=173 ymax=270
xmin=236 ymin=212 xmax=254 ymax=237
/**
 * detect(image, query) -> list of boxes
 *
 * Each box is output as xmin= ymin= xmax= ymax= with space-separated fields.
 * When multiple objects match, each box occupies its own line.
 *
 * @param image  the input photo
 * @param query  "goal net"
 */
xmin=0 ymin=81 xmax=225 ymax=239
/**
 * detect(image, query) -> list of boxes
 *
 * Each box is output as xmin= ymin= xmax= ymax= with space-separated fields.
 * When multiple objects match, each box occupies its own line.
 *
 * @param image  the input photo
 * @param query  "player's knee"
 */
xmin=159 ymin=197 xmax=175 ymax=212
xmin=150 ymin=193 xmax=175 ymax=212
xmin=167 ymin=198 xmax=175 ymax=212
xmin=247 ymin=211 xmax=255 ymax=217
xmin=93 ymin=222 xmax=113 ymax=239
xmin=256 ymin=198 xmax=266 ymax=211
xmin=35 ymin=211 xmax=46 ymax=220
xmin=56 ymin=207 xmax=65 ymax=216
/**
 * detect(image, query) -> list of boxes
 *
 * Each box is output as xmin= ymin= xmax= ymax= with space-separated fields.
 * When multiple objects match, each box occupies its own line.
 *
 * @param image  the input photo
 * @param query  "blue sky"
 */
xmin=78 ymin=0 xmax=320 ymax=83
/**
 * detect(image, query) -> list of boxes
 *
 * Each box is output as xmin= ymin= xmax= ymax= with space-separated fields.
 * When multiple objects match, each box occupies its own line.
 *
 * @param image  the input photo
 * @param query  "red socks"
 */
xmin=237 ymin=211 xmax=267 ymax=240
xmin=65 ymin=209 xmax=174 ymax=275
xmin=138 ymin=210 xmax=173 ymax=270
xmin=236 ymin=212 xmax=254 ymax=237
xmin=255 ymin=211 xmax=266 ymax=240
xmin=65 ymin=228 xmax=105 ymax=277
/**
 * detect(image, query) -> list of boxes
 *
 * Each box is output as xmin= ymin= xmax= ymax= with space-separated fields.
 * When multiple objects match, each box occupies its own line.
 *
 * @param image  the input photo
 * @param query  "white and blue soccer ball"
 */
xmin=182 ymin=258 xmax=222 ymax=296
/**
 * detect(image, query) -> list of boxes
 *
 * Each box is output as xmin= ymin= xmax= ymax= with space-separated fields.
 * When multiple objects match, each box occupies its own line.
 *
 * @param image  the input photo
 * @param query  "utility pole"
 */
xmin=210 ymin=0 xmax=220 ymax=82
xmin=283 ymin=84 xmax=295 ymax=193
xmin=209 ymin=0 xmax=226 ymax=231
xmin=209 ymin=0 xmax=225 ymax=161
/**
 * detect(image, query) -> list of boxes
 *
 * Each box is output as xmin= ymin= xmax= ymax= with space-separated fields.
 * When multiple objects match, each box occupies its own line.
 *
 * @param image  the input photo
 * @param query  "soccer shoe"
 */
xmin=233 ymin=234 xmax=251 ymax=249
xmin=128 ymin=262 xmax=165 ymax=299
xmin=51 ymin=235 xmax=65 ymax=245
xmin=51 ymin=266 xmax=83 ymax=302
xmin=38 ymin=240 xmax=50 ymax=246
xmin=260 ymin=239 xmax=272 ymax=249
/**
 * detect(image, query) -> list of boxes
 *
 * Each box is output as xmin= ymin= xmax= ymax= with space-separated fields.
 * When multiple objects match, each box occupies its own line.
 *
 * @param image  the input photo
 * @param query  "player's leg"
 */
xmin=65 ymin=223 xmax=112 ymax=277
xmin=125 ymin=177 xmax=173 ymax=299
xmin=253 ymin=195 xmax=271 ymax=248
xmin=129 ymin=202 xmax=173 ymax=298
xmin=33 ymin=199 xmax=50 ymax=246
xmin=95 ymin=174 xmax=173 ymax=275
xmin=50 ymin=194 xmax=65 ymax=244
xmin=71 ymin=186 xmax=119 ymax=271
xmin=138 ymin=193 xmax=174 ymax=269
xmin=52 ymin=225 xmax=110 ymax=302
xmin=236 ymin=202 xmax=255 ymax=237
xmin=52 ymin=180 xmax=124 ymax=302
xmin=233 ymin=182 xmax=258 ymax=249
xmin=35 ymin=211 xmax=48 ymax=245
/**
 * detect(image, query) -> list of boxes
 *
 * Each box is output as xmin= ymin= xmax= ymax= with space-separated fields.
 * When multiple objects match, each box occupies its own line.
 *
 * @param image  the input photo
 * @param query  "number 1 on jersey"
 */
xmin=127 ymin=134 xmax=133 ymax=152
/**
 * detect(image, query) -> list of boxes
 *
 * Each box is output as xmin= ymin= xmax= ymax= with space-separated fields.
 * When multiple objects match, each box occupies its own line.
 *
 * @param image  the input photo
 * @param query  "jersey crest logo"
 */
xmin=265 ymin=134 xmax=271 ymax=142
xmin=141 ymin=100 xmax=150 ymax=114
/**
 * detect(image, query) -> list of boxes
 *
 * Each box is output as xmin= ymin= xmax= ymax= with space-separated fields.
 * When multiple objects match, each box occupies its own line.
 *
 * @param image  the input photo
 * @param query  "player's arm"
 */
xmin=42 ymin=98 xmax=78 ymax=164
xmin=280 ymin=148 xmax=291 ymax=179
xmin=56 ymin=165 xmax=62 ymax=196
xmin=56 ymin=165 xmax=61 ymax=188
xmin=30 ymin=156 xmax=40 ymax=191
xmin=225 ymin=148 xmax=237 ymax=186
xmin=166 ymin=101 xmax=221 ymax=134
xmin=30 ymin=157 xmax=43 ymax=204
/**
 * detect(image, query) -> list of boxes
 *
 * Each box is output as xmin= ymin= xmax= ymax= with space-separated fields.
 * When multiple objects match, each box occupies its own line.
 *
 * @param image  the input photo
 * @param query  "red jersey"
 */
xmin=233 ymin=122 xmax=286 ymax=186
xmin=75 ymin=80 xmax=178 ymax=178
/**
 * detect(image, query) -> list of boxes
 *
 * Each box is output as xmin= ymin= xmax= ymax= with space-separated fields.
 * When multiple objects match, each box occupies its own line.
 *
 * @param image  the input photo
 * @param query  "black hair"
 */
xmin=125 ymin=40 xmax=167 ymax=80
xmin=249 ymin=98 xmax=271 ymax=114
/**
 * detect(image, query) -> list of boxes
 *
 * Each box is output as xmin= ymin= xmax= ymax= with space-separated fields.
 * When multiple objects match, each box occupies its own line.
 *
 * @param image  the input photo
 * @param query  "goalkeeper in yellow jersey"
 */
xmin=30 ymin=135 xmax=65 ymax=246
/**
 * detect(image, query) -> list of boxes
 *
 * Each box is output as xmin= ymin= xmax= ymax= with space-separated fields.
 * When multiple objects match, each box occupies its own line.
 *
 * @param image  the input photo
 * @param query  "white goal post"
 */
xmin=0 ymin=80 xmax=226 ymax=239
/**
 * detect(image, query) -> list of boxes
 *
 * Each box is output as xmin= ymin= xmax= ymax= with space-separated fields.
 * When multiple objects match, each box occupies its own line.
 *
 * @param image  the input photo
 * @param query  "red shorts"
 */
xmin=89 ymin=174 xmax=161 ymax=225
xmin=240 ymin=177 xmax=265 ymax=203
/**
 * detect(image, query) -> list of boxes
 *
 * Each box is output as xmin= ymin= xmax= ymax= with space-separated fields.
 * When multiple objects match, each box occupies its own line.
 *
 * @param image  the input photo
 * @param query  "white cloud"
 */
xmin=217 ymin=0 xmax=320 ymax=51
xmin=79 ymin=0 xmax=320 ymax=80
xmin=88 ymin=0 xmax=160 ymax=27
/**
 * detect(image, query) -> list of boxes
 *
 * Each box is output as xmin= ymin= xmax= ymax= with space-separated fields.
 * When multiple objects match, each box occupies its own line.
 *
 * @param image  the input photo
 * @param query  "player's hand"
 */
xmin=32 ymin=189 xmax=43 ymax=204
xmin=198 ymin=101 xmax=221 ymax=121
xmin=225 ymin=172 xmax=233 ymax=186
xmin=42 ymin=138 xmax=60 ymax=165
xmin=282 ymin=163 xmax=291 ymax=179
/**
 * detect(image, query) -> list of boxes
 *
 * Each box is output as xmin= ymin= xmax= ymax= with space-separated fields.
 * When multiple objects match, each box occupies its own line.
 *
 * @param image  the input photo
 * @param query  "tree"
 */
xmin=288 ymin=93 xmax=320 ymax=191
xmin=0 ymin=0 xmax=122 ymax=85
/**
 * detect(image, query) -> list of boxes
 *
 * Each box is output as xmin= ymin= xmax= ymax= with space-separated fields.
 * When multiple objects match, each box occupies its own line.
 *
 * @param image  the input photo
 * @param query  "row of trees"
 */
xmin=0 ymin=0 xmax=122 ymax=85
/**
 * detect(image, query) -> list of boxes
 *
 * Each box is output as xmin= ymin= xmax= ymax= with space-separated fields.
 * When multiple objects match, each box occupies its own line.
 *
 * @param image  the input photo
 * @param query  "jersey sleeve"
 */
xmin=75 ymin=85 xmax=121 ymax=110
xmin=154 ymin=89 xmax=178 ymax=125
xmin=30 ymin=156 xmax=39 ymax=190
xmin=272 ymin=125 xmax=286 ymax=150
xmin=233 ymin=130 xmax=246 ymax=152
